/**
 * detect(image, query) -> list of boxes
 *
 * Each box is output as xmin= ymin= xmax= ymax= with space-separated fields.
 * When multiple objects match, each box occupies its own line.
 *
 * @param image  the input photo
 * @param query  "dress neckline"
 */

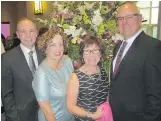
xmin=77 ymin=68 xmax=102 ymax=76
xmin=44 ymin=59 xmax=64 ymax=71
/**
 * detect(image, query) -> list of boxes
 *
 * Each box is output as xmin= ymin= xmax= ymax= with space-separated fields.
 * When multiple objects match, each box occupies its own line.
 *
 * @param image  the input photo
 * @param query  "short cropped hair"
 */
xmin=17 ymin=18 xmax=36 ymax=30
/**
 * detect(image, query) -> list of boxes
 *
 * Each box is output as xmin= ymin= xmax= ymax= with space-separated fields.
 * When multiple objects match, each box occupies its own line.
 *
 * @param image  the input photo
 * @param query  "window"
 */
xmin=136 ymin=1 xmax=159 ymax=38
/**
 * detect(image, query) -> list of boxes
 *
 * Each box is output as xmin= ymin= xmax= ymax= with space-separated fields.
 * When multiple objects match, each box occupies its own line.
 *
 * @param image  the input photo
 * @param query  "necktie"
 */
xmin=28 ymin=51 xmax=36 ymax=75
xmin=113 ymin=41 xmax=127 ymax=75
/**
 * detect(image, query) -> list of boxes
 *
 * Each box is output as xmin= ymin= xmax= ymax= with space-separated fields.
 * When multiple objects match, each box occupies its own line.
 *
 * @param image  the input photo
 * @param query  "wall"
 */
xmin=1 ymin=1 xmax=27 ymax=36
xmin=1 ymin=1 xmax=18 ymax=36
xmin=16 ymin=2 xmax=27 ymax=22
xmin=26 ymin=1 xmax=53 ymax=30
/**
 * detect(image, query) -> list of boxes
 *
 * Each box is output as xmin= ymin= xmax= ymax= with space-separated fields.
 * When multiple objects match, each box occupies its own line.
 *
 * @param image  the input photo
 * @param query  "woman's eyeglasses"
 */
xmin=83 ymin=49 xmax=100 ymax=55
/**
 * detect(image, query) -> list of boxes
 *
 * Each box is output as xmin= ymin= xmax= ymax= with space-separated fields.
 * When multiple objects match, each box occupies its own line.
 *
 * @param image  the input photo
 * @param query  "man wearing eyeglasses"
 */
xmin=109 ymin=2 xmax=161 ymax=121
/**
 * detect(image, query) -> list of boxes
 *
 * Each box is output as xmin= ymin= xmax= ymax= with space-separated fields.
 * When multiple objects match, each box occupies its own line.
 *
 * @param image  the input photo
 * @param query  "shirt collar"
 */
xmin=124 ymin=29 xmax=142 ymax=45
xmin=20 ymin=43 xmax=36 ymax=54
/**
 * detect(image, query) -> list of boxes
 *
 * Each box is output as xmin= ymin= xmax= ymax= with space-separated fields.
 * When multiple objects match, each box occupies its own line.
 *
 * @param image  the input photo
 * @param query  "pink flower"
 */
xmin=104 ymin=31 xmax=113 ymax=36
xmin=111 ymin=33 xmax=124 ymax=44
xmin=115 ymin=40 xmax=122 ymax=45
xmin=51 ymin=11 xmax=73 ymax=19
xmin=73 ymin=60 xmax=80 ymax=68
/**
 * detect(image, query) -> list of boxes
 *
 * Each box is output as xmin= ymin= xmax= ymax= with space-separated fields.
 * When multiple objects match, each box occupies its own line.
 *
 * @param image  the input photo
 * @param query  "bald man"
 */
xmin=109 ymin=3 xmax=161 ymax=121
xmin=1 ymin=18 xmax=44 ymax=121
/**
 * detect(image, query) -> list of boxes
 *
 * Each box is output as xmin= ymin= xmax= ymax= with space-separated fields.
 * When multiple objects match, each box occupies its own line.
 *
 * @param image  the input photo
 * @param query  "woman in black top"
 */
xmin=67 ymin=34 xmax=110 ymax=121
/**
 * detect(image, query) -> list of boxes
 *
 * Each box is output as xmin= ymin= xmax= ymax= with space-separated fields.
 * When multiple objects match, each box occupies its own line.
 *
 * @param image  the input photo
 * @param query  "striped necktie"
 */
xmin=113 ymin=41 xmax=127 ymax=75
xmin=28 ymin=51 xmax=36 ymax=75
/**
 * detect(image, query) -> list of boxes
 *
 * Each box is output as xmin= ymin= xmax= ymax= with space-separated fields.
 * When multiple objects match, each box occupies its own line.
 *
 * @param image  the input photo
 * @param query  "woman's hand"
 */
xmin=91 ymin=108 xmax=102 ymax=120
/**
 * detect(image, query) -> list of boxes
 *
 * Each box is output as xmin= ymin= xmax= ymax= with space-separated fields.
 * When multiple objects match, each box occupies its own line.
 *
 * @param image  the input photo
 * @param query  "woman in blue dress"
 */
xmin=32 ymin=27 xmax=74 ymax=121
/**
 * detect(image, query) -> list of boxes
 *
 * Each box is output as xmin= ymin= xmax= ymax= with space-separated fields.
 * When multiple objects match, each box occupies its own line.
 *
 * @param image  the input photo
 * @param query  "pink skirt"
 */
xmin=96 ymin=101 xmax=113 ymax=121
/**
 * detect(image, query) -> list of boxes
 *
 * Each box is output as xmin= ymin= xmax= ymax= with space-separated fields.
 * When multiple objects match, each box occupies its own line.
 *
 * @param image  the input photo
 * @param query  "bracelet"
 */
xmin=86 ymin=112 xmax=93 ymax=120
xmin=81 ymin=107 xmax=93 ymax=120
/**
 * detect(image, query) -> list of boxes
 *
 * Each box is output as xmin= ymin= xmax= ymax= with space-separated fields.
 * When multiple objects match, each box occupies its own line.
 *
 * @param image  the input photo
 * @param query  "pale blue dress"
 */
xmin=32 ymin=58 xmax=74 ymax=121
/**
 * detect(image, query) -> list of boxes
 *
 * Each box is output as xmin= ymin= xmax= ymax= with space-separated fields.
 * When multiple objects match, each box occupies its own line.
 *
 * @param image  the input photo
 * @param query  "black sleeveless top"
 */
xmin=74 ymin=68 xmax=109 ymax=121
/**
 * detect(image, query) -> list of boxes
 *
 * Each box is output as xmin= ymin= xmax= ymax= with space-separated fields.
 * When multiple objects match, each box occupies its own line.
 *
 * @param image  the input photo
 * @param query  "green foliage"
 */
xmin=35 ymin=1 xmax=125 ymax=72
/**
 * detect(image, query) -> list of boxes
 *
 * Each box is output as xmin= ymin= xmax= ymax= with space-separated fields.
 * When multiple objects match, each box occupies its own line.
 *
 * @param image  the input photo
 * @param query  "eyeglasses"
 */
xmin=83 ymin=49 xmax=100 ymax=55
xmin=116 ymin=14 xmax=140 ymax=22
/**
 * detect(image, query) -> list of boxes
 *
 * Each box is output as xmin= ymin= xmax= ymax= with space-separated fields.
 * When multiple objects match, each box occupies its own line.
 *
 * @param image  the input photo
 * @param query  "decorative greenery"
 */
xmin=35 ymin=1 xmax=125 ymax=72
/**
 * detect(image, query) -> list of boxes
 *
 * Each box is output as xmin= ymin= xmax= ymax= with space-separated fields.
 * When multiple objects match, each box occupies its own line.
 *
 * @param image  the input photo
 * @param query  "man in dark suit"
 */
xmin=109 ymin=3 xmax=161 ymax=121
xmin=1 ymin=18 xmax=44 ymax=121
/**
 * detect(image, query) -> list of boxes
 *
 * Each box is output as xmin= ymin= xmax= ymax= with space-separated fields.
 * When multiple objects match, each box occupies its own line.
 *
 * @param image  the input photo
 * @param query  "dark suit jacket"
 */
xmin=109 ymin=31 xmax=161 ymax=121
xmin=1 ymin=45 xmax=44 ymax=121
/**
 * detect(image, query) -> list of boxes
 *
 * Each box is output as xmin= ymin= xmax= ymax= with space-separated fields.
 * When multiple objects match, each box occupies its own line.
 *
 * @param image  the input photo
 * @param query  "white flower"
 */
xmin=77 ymin=38 xmax=83 ymax=44
xmin=81 ymin=31 xmax=87 ymax=36
xmin=78 ymin=6 xmax=86 ymax=12
xmin=61 ymin=8 xmax=68 ymax=13
xmin=64 ymin=26 xmax=84 ymax=37
xmin=94 ymin=9 xmax=101 ymax=16
xmin=54 ymin=2 xmax=64 ymax=11
xmin=58 ymin=4 xmax=64 ymax=11
xmin=84 ymin=2 xmax=95 ymax=10
xmin=72 ymin=27 xmax=83 ymax=37
xmin=64 ymin=26 xmax=76 ymax=35
xmin=92 ymin=9 xmax=103 ymax=26
xmin=91 ymin=9 xmax=103 ymax=31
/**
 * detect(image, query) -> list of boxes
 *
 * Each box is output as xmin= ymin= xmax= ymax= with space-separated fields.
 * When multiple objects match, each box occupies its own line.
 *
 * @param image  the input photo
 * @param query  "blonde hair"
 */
xmin=36 ymin=27 xmax=67 ymax=54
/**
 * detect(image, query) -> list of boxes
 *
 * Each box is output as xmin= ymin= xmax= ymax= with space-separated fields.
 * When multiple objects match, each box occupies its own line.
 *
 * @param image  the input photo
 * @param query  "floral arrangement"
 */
xmin=35 ymin=1 xmax=125 ymax=71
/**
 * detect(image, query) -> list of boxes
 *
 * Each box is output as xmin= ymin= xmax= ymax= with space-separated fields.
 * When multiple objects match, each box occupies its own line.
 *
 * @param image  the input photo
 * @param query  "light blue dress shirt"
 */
xmin=32 ymin=58 xmax=74 ymax=121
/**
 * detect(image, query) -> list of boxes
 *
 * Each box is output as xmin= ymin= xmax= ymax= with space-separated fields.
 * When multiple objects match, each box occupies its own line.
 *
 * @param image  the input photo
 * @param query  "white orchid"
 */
xmin=92 ymin=9 xmax=103 ymax=31
xmin=92 ymin=10 xmax=103 ymax=26
xmin=64 ymin=26 xmax=84 ymax=38
xmin=72 ymin=27 xmax=83 ymax=37
xmin=78 ymin=6 xmax=86 ymax=13
xmin=64 ymin=26 xmax=76 ymax=35
xmin=84 ymin=2 xmax=95 ymax=10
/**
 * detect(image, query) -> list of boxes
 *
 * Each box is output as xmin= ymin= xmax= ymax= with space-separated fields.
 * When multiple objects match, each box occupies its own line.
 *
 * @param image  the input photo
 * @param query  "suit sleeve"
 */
xmin=1 ymin=55 xmax=21 ymax=121
xmin=143 ymin=41 xmax=161 ymax=121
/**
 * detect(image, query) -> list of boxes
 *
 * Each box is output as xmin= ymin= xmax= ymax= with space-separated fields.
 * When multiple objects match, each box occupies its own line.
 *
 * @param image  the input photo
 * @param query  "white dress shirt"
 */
xmin=113 ymin=30 xmax=142 ymax=72
xmin=20 ymin=43 xmax=38 ymax=69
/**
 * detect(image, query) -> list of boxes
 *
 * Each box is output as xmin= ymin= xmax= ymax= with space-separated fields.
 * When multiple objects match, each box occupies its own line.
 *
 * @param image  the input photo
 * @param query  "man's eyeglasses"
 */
xmin=83 ymin=49 xmax=100 ymax=55
xmin=116 ymin=14 xmax=140 ymax=22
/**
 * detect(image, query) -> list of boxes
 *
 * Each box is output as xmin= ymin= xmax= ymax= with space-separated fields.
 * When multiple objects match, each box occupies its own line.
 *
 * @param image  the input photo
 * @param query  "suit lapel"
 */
xmin=17 ymin=46 xmax=33 ymax=81
xmin=113 ymin=32 xmax=144 ymax=79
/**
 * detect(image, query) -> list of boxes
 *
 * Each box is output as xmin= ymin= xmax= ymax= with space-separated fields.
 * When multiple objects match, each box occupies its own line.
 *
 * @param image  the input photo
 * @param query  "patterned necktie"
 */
xmin=28 ymin=51 xmax=36 ymax=75
xmin=113 ymin=41 xmax=127 ymax=75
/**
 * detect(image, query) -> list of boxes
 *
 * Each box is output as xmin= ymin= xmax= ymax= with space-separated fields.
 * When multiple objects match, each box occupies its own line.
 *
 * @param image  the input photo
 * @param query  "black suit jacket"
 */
xmin=1 ymin=45 xmax=44 ymax=121
xmin=109 ymin=31 xmax=161 ymax=121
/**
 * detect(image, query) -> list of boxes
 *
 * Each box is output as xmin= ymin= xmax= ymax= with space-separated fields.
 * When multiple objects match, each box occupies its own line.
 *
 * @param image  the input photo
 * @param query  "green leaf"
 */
xmin=61 ymin=16 xmax=64 ymax=25
xmin=62 ymin=24 xmax=69 ymax=29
